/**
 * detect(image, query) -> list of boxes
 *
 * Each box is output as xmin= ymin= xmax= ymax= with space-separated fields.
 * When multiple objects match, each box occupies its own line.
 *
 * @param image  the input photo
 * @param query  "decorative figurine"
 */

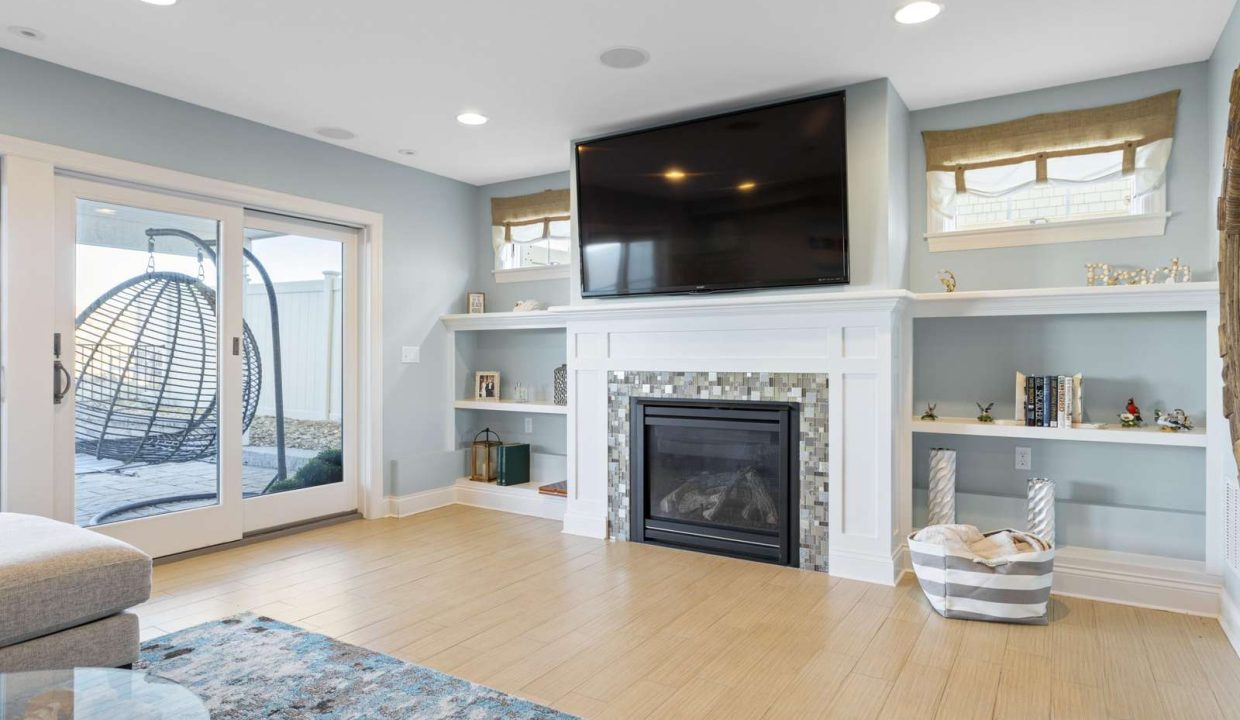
xmin=976 ymin=402 xmax=995 ymax=423
xmin=1154 ymin=408 xmax=1193 ymax=432
xmin=920 ymin=403 xmax=938 ymax=421
xmin=937 ymin=269 xmax=957 ymax=293
xmin=1118 ymin=398 xmax=1143 ymax=428
xmin=1086 ymin=258 xmax=1193 ymax=287
xmin=513 ymin=299 xmax=547 ymax=312
xmin=1152 ymin=257 xmax=1193 ymax=284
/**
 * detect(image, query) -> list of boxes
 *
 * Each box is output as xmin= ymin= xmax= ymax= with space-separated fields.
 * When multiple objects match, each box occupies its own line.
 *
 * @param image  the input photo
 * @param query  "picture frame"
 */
xmin=467 ymin=292 xmax=486 ymax=314
xmin=475 ymin=371 xmax=500 ymax=400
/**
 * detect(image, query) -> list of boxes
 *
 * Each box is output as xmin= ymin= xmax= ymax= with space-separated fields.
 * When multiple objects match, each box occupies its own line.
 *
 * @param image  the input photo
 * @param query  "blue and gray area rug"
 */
xmin=137 ymin=613 xmax=575 ymax=719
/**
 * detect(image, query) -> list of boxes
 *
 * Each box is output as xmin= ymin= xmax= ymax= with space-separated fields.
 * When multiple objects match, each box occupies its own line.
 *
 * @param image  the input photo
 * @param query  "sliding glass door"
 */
xmin=53 ymin=179 xmax=358 ymax=556
xmin=239 ymin=213 xmax=358 ymax=532
xmin=54 ymin=178 xmax=246 ymax=555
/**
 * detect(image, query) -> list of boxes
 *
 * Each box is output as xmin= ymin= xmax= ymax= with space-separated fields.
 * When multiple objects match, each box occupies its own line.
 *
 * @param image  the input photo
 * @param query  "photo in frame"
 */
xmin=475 ymin=371 xmax=500 ymax=400
xmin=467 ymin=292 xmax=486 ymax=314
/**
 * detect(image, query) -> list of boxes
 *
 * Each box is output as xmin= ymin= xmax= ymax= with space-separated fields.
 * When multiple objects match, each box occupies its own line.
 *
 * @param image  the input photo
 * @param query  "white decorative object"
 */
xmin=1027 ymin=478 xmax=1055 ymax=546
xmin=513 ymin=299 xmax=548 ymax=312
xmin=927 ymin=448 xmax=957 ymax=526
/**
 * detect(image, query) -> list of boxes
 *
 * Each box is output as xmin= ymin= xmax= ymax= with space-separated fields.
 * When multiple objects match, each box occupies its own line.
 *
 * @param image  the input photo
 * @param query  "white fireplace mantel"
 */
xmin=558 ymin=289 xmax=913 ymax=586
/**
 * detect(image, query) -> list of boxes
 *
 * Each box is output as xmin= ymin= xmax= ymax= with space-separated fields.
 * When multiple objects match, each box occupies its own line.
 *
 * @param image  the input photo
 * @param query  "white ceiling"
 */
xmin=1 ymin=0 xmax=1234 ymax=186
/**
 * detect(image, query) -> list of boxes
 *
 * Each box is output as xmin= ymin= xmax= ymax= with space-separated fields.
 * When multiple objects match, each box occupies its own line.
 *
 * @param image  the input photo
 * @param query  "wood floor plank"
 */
xmin=878 ymin=661 xmax=948 ymax=720
xmin=935 ymin=657 xmax=1001 ymax=720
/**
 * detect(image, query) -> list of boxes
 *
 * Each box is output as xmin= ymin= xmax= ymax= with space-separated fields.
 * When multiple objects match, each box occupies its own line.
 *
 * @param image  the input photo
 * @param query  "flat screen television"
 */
xmin=576 ymin=91 xmax=848 ymax=298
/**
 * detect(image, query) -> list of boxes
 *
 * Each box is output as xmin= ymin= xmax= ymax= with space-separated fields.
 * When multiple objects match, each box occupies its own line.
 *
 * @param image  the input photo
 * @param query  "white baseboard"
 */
xmin=829 ymin=548 xmax=901 ymax=586
xmin=562 ymin=509 xmax=608 ymax=539
xmin=1051 ymin=545 xmax=1220 ymax=616
xmin=385 ymin=486 xmax=456 ymax=518
xmin=1220 ymin=567 xmax=1240 ymax=657
xmin=385 ymin=480 xmax=566 ymax=522
xmin=454 ymin=480 xmax=565 ymax=521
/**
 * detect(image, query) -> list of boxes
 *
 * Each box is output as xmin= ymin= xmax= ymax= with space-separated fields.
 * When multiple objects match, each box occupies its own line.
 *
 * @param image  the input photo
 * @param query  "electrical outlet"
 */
xmin=524 ymin=417 xmax=534 ymax=434
xmin=1015 ymin=446 xmax=1032 ymax=471
xmin=400 ymin=346 xmax=420 ymax=363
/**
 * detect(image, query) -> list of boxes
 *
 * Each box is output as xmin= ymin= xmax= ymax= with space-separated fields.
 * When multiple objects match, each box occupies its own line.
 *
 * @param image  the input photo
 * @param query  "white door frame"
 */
xmin=54 ymin=177 xmax=247 ymax=555
xmin=240 ymin=212 xmax=360 ymax=532
xmin=0 ymin=132 xmax=385 ymax=526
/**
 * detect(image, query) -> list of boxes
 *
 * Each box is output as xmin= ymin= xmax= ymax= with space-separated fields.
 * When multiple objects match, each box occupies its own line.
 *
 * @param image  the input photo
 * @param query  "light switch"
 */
xmin=524 ymin=417 xmax=534 ymax=434
xmin=401 ymin=346 xmax=420 ymax=363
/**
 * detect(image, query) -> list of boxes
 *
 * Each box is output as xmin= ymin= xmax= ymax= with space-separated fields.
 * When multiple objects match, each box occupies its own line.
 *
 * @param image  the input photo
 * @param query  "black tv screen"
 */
xmin=576 ymin=91 xmax=848 ymax=298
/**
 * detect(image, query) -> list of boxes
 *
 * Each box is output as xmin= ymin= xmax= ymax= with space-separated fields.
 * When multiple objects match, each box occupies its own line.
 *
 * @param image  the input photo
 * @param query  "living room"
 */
xmin=1 ymin=0 xmax=1240 ymax=717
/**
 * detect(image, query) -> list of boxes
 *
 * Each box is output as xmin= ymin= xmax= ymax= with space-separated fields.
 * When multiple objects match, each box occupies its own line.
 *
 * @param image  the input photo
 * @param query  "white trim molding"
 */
xmin=385 ymin=482 xmax=566 ymax=521
xmin=1050 ymin=545 xmax=1221 ymax=617
xmin=493 ymin=265 xmax=570 ymax=283
xmin=926 ymin=212 xmax=1170 ymax=253
xmin=0 ymin=131 xmax=385 ymax=524
xmin=386 ymin=486 xmax=457 ymax=518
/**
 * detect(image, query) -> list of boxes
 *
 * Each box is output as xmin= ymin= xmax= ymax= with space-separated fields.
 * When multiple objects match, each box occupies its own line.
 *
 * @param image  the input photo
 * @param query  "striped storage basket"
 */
xmin=908 ymin=529 xmax=1054 ymax=625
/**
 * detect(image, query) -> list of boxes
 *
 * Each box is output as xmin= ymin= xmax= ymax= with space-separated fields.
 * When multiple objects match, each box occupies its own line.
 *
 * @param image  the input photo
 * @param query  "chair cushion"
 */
xmin=0 ymin=513 xmax=151 ymax=647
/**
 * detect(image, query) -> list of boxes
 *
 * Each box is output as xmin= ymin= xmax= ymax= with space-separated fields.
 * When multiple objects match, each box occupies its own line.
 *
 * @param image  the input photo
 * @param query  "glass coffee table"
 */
xmin=0 ymin=667 xmax=207 ymax=719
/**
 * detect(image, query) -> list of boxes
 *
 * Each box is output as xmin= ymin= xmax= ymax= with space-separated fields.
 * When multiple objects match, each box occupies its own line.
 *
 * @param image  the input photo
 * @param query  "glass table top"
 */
xmin=0 ymin=667 xmax=208 ymax=720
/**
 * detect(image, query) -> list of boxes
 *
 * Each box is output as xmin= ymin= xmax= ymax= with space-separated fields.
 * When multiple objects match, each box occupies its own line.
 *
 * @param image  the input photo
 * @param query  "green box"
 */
xmin=496 ymin=443 xmax=530 ymax=486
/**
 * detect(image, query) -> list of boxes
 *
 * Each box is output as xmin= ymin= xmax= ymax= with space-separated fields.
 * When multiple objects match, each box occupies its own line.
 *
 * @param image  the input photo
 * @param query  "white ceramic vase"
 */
xmin=927 ymin=448 xmax=957 ymax=526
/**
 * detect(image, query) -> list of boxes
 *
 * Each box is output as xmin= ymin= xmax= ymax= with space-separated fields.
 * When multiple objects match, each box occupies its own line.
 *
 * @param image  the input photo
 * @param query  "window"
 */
xmin=490 ymin=189 xmax=571 ymax=281
xmin=497 ymin=218 xmax=570 ymax=269
xmin=923 ymin=91 xmax=1178 ymax=251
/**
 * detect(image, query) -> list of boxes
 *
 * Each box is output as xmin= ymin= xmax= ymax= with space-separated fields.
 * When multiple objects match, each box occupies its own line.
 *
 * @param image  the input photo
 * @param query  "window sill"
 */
xmin=493 ymin=265 xmax=570 ymax=283
xmin=925 ymin=212 xmax=1171 ymax=253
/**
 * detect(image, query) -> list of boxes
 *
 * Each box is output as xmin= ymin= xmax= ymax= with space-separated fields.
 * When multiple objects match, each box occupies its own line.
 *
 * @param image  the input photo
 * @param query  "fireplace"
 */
xmin=629 ymin=398 xmax=799 ymax=566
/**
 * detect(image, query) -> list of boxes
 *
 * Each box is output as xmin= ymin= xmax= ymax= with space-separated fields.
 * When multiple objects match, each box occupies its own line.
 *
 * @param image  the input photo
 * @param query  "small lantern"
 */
xmin=470 ymin=428 xmax=502 ymax=482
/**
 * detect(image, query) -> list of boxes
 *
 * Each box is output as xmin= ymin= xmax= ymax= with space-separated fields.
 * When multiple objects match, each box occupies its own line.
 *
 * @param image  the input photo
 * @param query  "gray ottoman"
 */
xmin=0 ymin=513 xmax=151 ymax=672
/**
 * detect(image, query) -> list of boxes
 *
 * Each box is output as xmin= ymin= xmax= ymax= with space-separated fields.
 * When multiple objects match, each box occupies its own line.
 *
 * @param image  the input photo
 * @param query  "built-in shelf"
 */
xmin=910 ymin=416 xmax=1206 ymax=447
xmin=912 ymin=281 xmax=1217 ymax=318
xmin=441 ymin=310 xmax=566 ymax=331
xmin=454 ymin=399 xmax=567 ymax=415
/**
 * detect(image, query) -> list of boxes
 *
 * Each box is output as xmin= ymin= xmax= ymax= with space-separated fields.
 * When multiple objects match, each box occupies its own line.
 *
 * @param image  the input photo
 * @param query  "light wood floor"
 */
xmin=136 ymin=506 xmax=1240 ymax=719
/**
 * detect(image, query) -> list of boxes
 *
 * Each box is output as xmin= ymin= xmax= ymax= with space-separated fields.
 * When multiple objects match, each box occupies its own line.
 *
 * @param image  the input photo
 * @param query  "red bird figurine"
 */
xmin=1126 ymin=398 xmax=1142 ymax=421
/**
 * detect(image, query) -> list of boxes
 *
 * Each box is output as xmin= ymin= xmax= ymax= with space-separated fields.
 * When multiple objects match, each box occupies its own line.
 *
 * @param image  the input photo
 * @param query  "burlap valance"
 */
xmin=923 ymin=91 xmax=1179 ymax=192
xmin=491 ymin=189 xmax=570 ymax=241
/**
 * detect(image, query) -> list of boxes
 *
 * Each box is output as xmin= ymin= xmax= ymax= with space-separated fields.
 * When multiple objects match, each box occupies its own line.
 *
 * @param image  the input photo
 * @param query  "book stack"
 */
xmin=1015 ymin=372 xmax=1082 ymax=429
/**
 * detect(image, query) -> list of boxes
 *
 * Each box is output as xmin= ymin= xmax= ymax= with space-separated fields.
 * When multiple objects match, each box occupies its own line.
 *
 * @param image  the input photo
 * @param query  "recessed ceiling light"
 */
xmin=737 ymin=181 xmax=757 ymax=192
xmin=663 ymin=169 xmax=687 ymax=181
xmin=894 ymin=1 xmax=942 ymax=24
xmin=7 ymin=26 xmax=44 ymax=41
xmin=315 ymin=127 xmax=355 ymax=140
xmin=599 ymin=47 xmax=650 ymax=70
xmin=456 ymin=112 xmax=488 ymax=126
xmin=397 ymin=149 xmax=417 ymax=156
xmin=139 ymin=0 xmax=178 ymax=5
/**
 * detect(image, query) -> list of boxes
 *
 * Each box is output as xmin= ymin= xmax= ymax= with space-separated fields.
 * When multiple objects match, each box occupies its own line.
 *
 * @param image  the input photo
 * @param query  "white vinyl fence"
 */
xmin=244 ymin=272 xmax=342 ymax=422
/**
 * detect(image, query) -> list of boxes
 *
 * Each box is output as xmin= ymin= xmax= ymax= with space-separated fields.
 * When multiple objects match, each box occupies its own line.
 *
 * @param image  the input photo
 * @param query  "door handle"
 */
xmin=53 ymin=359 xmax=72 ymax=404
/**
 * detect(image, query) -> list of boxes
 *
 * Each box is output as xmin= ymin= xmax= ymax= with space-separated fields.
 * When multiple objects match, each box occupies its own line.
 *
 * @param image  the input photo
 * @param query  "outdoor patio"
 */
xmin=76 ymin=456 xmax=286 ymax=527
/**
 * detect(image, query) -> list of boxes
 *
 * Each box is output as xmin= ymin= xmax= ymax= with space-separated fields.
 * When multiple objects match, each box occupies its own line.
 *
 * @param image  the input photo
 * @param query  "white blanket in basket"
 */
xmin=908 ymin=525 xmax=1054 ymax=624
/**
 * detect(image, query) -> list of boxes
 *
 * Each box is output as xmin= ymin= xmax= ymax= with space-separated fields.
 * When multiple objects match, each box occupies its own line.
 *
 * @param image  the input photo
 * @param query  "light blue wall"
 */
xmin=907 ymin=63 xmax=1213 ymax=292
xmin=0 ymin=49 xmax=476 ymax=497
xmin=471 ymin=172 xmax=572 ymax=311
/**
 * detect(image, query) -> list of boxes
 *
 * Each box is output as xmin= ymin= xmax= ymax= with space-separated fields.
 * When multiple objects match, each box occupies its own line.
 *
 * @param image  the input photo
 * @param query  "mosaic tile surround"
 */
xmin=607 ymin=371 xmax=831 ymax=572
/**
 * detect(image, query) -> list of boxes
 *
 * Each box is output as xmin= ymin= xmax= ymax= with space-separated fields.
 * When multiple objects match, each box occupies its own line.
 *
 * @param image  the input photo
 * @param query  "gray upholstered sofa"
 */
xmin=0 ymin=512 xmax=151 ymax=672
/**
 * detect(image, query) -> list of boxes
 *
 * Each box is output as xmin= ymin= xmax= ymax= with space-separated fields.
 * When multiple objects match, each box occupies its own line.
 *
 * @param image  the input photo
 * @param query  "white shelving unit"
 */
xmin=907 ymin=281 xmax=1224 ymax=614
xmin=442 ymin=310 xmax=569 ymax=522
xmin=911 ymin=416 xmax=1207 ymax=447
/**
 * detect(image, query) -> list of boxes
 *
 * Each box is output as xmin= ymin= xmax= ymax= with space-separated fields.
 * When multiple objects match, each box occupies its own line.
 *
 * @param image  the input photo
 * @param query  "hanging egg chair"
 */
xmin=74 ymin=271 xmax=262 ymax=465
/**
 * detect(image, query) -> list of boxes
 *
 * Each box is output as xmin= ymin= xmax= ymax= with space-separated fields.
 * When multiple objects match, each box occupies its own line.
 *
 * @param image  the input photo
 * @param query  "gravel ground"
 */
xmin=248 ymin=416 xmax=342 ymax=451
